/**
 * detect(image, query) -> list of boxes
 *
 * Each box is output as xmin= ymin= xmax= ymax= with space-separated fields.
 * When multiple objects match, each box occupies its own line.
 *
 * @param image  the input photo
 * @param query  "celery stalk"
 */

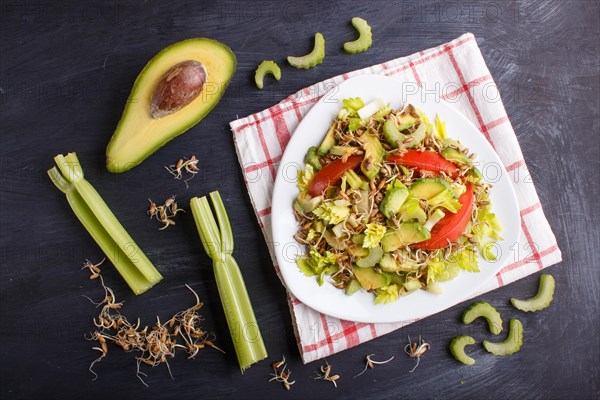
xmin=48 ymin=153 xmax=162 ymax=294
xmin=190 ymin=192 xmax=268 ymax=372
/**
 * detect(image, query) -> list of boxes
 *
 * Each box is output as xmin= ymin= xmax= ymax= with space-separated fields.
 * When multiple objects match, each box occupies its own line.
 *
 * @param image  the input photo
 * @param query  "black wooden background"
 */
xmin=1 ymin=1 xmax=598 ymax=399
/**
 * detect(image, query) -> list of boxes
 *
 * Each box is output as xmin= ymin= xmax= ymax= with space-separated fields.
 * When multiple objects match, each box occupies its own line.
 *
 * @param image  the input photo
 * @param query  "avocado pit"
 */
xmin=151 ymin=60 xmax=207 ymax=119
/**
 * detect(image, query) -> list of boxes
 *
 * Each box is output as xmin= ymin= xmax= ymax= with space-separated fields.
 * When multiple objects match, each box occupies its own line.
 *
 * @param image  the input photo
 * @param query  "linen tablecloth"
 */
xmin=230 ymin=33 xmax=562 ymax=363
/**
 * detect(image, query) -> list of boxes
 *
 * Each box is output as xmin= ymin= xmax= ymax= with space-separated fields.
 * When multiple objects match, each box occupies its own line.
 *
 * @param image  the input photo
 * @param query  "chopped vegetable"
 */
xmin=190 ymin=192 xmax=268 ymax=372
xmin=511 ymin=274 xmax=555 ymax=312
xmin=343 ymin=17 xmax=373 ymax=54
xmin=359 ymin=132 xmax=385 ymax=179
xmin=374 ymin=284 xmax=400 ymax=304
xmin=357 ymin=98 xmax=386 ymax=120
xmin=483 ymin=319 xmax=523 ymax=355
xmin=449 ymin=336 xmax=476 ymax=365
xmin=287 ymin=32 xmax=325 ymax=69
xmin=48 ymin=153 xmax=163 ymax=295
xmin=342 ymin=97 xmax=364 ymax=112
xmin=308 ymin=155 xmax=362 ymax=196
xmin=379 ymin=179 xmax=409 ymax=219
xmin=355 ymin=246 xmax=384 ymax=268
xmin=387 ymin=150 xmax=459 ymax=178
xmin=304 ymin=146 xmax=322 ymax=171
xmin=297 ymin=163 xmax=315 ymax=193
xmin=383 ymin=118 xmax=426 ymax=149
xmin=413 ymin=184 xmax=474 ymax=250
xmin=462 ymin=301 xmax=503 ymax=335
xmin=313 ymin=201 xmax=351 ymax=225
xmin=292 ymin=102 xmax=501 ymax=301
xmin=363 ymin=223 xmax=386 ymax=248
xmin=254 ymin=60 xmax=281 ymax=89
xmin=434 ymin=114 xmax=447 ymax=139
xmin=424 ymin=209 xmax=445 ymax=231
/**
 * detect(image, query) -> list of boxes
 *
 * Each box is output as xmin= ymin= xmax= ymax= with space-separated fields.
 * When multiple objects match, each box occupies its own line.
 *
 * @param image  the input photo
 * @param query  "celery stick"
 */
xmin=49 ymin=153 xmax=162 ymax=294
xmin=209 ymin=191 xmax=234 ymax=254
xmin=190 ymin=192 xmax=267 ymax=372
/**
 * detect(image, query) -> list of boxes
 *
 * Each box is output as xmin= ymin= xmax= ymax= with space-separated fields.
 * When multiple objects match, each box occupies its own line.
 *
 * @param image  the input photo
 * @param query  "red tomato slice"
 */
xmin=412 ymin=183 xmax=474 ymax=250
xmin=307 ymin=155 xmax=362 ymax=197
xmin=387 ymin=150 xmax=459 ymax=177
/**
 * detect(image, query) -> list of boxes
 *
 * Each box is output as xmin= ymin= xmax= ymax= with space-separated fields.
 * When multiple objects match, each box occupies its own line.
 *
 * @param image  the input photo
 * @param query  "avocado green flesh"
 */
xmin=353 ymin=265 xmax=390 ymax=290
xmin=380 ymin=186 xmax=409 ymax=219
xmin=406 ymin=123 xmax=427 ymax=148
xmin=318 ymin=122 xmax=337 ymax=155
xmin=381 ymin=222 xmax=430 ymax=252
xmin=106 ymin=38 xmax=236 ymax=173
xmin=383 ymin=118 xmax=426 ymax=149
xmin=304 ymin=146 xmax=321 ymax=171
xmin=330 ymin=145 xmax=360 ymax=157
xmin=441 ymin=147 xmax=471 ymax=165
xmin=379 ymin=253 xmax=402 ymax=272
xmin=356 ymin=246 xmax=383 ymax=268
xmin=397 ymin=113 xmax=418 ymax=131
xmin=360 ymin=133 xmax=385 ymax=179
xmin=382 ymin=119 xmax=405 ymax=148
xmin=344 ymin=278 xmax=362 ymax=295
xmin=409 ymin=178 xmax=453 ymax=200
xmin=349 ymin=245 xmax=369 ymax=258
xmin=399 ymin=198 xmax=427 ymax=223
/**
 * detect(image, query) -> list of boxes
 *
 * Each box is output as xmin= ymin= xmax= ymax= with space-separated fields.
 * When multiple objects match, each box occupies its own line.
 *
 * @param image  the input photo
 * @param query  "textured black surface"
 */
xmin=1 ymin=1 xmax=599 ymax=399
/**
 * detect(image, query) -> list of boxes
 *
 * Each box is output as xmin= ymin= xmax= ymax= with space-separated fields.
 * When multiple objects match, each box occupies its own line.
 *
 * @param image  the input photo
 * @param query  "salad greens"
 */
xmin=292 ymin=98 xmax=502 ymax=303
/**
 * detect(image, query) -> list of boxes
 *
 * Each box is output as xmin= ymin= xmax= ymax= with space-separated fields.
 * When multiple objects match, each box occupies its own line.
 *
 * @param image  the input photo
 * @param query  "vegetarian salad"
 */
xmin=293 ymin=98 xmax=502 ymax=303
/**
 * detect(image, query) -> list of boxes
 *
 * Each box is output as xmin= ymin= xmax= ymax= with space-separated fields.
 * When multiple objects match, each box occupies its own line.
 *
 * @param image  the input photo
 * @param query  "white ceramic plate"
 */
xmin=271 ymin=74 xmax=520 ymax=323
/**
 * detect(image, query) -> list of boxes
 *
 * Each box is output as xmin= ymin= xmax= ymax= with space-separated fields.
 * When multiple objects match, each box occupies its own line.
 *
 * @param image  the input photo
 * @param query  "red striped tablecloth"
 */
xmin=230 ymin=33 xmax=562 ymax=363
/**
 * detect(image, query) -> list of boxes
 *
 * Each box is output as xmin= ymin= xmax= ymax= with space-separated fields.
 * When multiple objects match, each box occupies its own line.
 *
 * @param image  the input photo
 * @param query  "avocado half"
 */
xmin=106 ymin=38 xmax=236 ymax=173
